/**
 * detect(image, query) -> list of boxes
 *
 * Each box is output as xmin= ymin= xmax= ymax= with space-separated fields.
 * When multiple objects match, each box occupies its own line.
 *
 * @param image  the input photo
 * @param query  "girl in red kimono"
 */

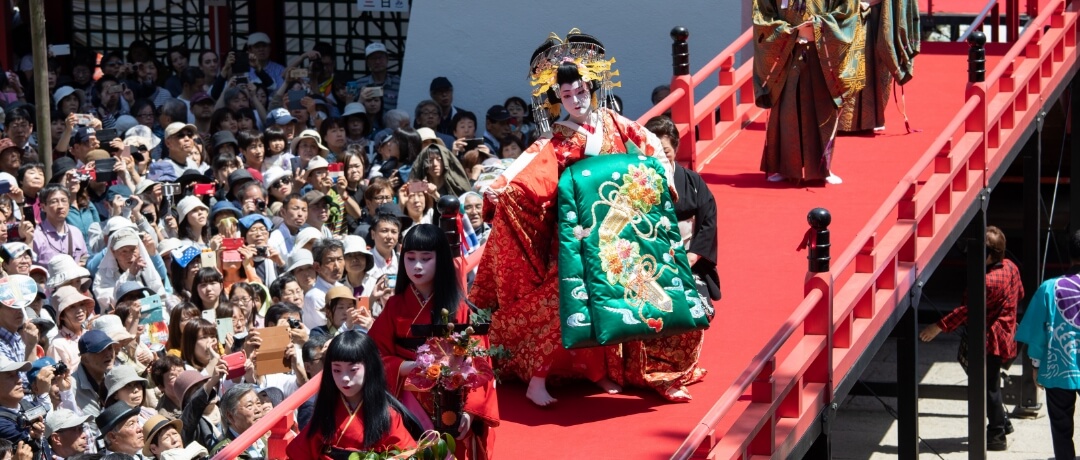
xmin=370 ymin=223 xmax=500 ymax=460
xmin=286 ymin=330 xmax=417 ymax=459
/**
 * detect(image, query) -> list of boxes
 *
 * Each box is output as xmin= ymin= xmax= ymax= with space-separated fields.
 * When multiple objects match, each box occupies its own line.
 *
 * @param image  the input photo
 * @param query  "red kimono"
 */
xmin=471 ymin=109 xmax=706 ymax=399
xmin=369 ymin=290 xmax=500 ymax=460
xmin=285 ymin=401 xmax=416 ymax=460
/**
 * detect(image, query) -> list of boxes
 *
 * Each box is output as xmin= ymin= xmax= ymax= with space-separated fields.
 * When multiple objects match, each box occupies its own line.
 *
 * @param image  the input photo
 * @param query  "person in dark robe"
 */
xmin=838 ymin=0 xmax=920 ymax=132
xmin=753 ymin=0 xmax=864 ymax=184
xmin=645 ymin=116 xmax=721 ymax=305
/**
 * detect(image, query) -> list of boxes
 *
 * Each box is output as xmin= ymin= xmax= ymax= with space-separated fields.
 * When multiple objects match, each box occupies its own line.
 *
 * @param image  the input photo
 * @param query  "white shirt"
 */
xmin=301 ymin=275 xmax=342 ymax=329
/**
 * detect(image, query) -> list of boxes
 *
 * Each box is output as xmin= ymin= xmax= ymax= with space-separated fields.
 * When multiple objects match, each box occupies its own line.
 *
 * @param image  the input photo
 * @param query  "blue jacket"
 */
xmin=1016 ymin=270 xmax=1080 ymax=390
xmin=66 ymin=204 xmax=101 ymax=240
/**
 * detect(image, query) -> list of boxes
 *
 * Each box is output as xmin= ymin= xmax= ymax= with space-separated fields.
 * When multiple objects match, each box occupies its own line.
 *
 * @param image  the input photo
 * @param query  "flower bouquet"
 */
xmin=345 ymin=430 xmax=456 ymax=460
xmin=404 ymin=316 xmax=495 ymax=439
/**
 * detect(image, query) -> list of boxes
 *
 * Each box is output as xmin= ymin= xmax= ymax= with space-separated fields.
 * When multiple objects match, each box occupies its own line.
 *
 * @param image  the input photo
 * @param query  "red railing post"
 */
xmin=669 ymin=27 xmax=697 ymax=169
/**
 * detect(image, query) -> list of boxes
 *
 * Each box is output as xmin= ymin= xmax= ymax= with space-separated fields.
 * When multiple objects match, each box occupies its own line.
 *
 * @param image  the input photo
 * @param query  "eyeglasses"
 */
xmin=7 ymin=121 xmax=30 ymax=130
xmin=231 ymin=297 xmax=252 ymax=306
xmin=272 ymin=178 xmax=292 ymax=188
xmin=246 ymin=226 xmax=269 ymax=236
xmin=372 ymin=194 xmax=393 ymax=203
xmin=174 ymin=131 xmax=194 ymax=139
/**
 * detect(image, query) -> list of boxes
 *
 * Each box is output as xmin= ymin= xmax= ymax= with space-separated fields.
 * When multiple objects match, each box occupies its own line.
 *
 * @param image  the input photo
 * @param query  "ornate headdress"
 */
xmin=528 ymin=28 xmax=621 ymax=135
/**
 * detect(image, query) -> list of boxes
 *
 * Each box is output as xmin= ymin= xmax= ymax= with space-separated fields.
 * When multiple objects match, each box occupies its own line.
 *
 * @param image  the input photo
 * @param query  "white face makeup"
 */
xmin=559 ymin=80 xmax=592 ymax=123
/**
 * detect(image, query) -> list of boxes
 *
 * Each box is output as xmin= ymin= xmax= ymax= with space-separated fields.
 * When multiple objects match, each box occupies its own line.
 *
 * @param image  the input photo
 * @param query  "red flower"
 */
xmin=646 ymin=318 xmax=664 ymax=332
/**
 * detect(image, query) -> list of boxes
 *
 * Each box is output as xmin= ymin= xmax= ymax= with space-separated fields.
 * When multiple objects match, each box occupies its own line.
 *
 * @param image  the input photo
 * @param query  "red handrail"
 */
xmin=212 ymin=375 xmax=320 ymax=459
xmin=672 ymin=0 xmax=1077 ymax=456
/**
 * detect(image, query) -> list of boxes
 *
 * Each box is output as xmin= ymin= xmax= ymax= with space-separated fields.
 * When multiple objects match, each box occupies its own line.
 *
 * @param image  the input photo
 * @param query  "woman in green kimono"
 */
xmin=753 ymin=0 xmax=864 ymax=184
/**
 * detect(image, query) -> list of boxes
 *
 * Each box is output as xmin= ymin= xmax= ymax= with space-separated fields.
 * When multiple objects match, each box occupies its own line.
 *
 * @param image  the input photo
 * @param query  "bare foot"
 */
xmin=526 ymin=376 xmax=557 ymax=407
xmin=595 ymin=378 xmax=622 ymax=394
xmin=664 ymin=385 xmax=692 ymax=402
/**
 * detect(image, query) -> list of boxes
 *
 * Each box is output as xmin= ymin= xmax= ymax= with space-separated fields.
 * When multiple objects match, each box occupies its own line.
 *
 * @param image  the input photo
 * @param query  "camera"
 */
xmin=255 ymin=199 xmax=266 ymax=212
xmin=287 ymin=318 xmax=301 ymax=329
xmin=255 ymin=246 xmax=267 ymax=258
xmin=5 ymin=223 xmax=18 ymax=240
xmin=125 ymin=197 xmax=139 ymax=209
xmin=54 ymin=361 xmax=68 ymax=376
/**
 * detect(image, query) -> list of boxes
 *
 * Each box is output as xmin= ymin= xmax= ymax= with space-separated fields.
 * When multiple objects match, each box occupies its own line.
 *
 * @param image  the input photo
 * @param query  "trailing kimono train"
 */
xmin=558 ymin=151 xmax=711 ymax=348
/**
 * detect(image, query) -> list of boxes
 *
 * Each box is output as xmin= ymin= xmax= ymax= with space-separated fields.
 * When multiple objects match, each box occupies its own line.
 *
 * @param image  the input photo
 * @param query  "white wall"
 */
xmin=398 ymin=0 xmax=747 ymax=121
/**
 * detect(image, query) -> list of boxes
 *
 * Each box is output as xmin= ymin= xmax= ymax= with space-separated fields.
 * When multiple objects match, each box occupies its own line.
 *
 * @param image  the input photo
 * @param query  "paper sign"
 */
xmin=139 ymin=295 xmax=165 ymax=325
xmin=255 ymin=326 xmax=291 ymax=377
xmin=200 ymin=249 xmax=217 ymax=270
xmin=216 ymin=318 xmax=233 ymax=345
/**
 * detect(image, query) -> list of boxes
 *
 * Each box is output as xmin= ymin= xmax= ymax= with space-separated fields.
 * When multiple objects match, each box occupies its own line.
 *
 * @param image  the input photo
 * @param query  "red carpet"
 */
xmin=489 ymin=42 xmax=1005 ymax=459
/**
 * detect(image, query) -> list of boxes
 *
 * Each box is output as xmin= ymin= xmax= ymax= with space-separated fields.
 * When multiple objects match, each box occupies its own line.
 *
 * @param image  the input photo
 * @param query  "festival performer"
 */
xmin=286 ymin=330 xmax=418 ymax=459
xmin=838 ymin=0 xmax=920 ymax=132
xmin=471 ymin=30 xmax=707 ymax=407
xmin=369 ymin=224 xmax=499 ymax=460
xmin=753 ymin=0 xmax=864 ymax=184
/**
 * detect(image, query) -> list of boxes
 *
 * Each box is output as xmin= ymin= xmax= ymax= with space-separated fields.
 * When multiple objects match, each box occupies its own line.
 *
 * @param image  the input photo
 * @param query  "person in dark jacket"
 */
xmin=645 ymin=116 xmax=721 ymax=307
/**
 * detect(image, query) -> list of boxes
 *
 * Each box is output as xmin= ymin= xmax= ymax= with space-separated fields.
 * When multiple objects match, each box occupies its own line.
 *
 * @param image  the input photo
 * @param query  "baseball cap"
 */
xmin=0 ymin=356 xmax=31 ymax=373
xmin=365 ymin=43 xmax=388 ymax=57
xmin=248 ymin=32 xmax=271 ymax=46
xmin=164 ymin=122 xmax=198 ymax=139
xmin=266 ymin=108 xmax=296 ymax=126
xmin=190 ymin=91 xmax=213 ymax=105
xmin=110 ymin=229 xmax=141 ymax=251
xmin=115 ymin=281 xmax=153 ymax=302
xmin=306 ymin=156 xmax=329 ymax=171
xmin=78 ymin=329 xmax=118 ymax=354
xmin=45 ymin=408 xmax=92 ymax=438
xmin=70 ymin=126 xmax=90 ymax=145
xmin=27 ymin=357 xmax=56 ymax=384
xmin=1 ymin=242 xmax=33 ymax=261
xmin=430 ymin=77 xmax=453 ymax=92
xmin=486 ymin=105 xmax=511 ymax=122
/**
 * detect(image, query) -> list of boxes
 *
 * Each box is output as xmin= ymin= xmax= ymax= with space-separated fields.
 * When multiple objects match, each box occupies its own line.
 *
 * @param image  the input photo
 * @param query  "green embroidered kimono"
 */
xmin=557 ymin=152 xmax=710 ymax=349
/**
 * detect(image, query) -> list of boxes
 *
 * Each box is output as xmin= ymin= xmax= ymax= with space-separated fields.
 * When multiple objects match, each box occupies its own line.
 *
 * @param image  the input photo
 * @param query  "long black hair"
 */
xmin=313 ymin=330 xmax=392 ymax=447
xmin=394 ymin=224 xmax=460 ymax=325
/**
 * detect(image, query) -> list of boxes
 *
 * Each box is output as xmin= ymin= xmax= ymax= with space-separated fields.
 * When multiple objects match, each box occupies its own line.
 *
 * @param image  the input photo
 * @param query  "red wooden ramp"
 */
xmin=214 ymin=0 xmax=1077 ymax=457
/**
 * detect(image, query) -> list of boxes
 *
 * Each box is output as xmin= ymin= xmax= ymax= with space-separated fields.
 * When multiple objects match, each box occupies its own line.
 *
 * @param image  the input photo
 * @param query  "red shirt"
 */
xmin=937 ymin=259 xmax=1024 ymax=359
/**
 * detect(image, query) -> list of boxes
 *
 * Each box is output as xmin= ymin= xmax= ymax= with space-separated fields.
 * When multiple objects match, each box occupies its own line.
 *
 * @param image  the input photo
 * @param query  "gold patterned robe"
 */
xmin=838 ymin=0 xmax=921 ymax=131
xmin=754 ymin=0 xmax=864 ymax=180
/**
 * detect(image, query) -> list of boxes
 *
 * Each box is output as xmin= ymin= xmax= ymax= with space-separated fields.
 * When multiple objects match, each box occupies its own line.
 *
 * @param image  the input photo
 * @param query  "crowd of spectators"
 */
xmin=0 ymin=28 xmax=569 ymax=459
